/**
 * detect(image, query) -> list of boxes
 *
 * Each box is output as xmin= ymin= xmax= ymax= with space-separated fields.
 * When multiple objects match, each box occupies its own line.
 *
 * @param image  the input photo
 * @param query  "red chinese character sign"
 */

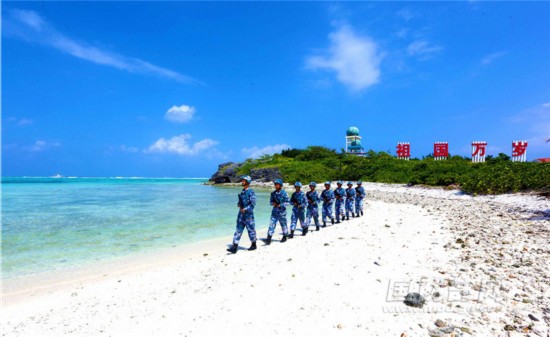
xmin=396 ymin=142 xmax=410 ymax=160
xmin=512 ymin=140 xmax=528 ymax=162
xmin=434 ymin=142 xmax=448 ymax=160
xmin=471 ymin=141 xmax=487 ymax=163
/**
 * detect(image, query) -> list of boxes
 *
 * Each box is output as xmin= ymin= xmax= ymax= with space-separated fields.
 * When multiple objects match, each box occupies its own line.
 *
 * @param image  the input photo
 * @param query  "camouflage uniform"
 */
xmin=305 ymin=190 xmax=321 ymax=227
xmin=345 ymin=186 xmax=356 ymax=217
xmin=232 ymin=188 xmax=257 ymax=245
xmin=268 ymin=189 xmax=290 ymax=236
xmin=334 ymin=186 xmax=346 ymax=220
xmin=355 ymin=185 xmax=366 ymax=215
xmin=320 ymin=188 xmax=335 ymax=222
xmin=290 ymin=190 xmax=308 ymax=231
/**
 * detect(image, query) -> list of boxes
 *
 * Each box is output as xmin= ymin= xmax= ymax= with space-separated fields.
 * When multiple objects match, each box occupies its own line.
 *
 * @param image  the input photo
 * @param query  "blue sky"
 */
xmin=3 ymin=1 xmax=549 ymax=177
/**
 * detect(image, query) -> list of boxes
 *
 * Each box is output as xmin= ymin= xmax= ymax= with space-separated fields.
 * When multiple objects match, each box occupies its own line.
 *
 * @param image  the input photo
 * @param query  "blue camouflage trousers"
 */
xmin=290 ymin=207 xmax=306 ymax=231
xmin=268 ymin=209 xmax=289 ymax=236
xmin=345 ymin=198 xmax=355 ymax=217
xmin=355 ymin=197 xmax=364 ymax=214
xmin=335 ymin=199 xmax=345 ymax=220
xmin=321 ymin=202 xmax=334 ymax=222
xmin=306 ymin=206 xmax=319 ymax=227
xmin=233 ymin=212 xmax=257 ymax=245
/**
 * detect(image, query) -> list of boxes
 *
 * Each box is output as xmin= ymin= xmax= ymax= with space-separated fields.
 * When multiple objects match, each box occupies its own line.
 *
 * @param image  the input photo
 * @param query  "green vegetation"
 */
xmin=237 ymin=146 xmax=549 ymax=195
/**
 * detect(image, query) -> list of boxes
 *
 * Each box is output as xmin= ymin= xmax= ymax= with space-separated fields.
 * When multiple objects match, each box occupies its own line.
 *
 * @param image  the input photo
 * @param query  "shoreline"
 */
xmin=207 ymin=179 xmax=549 ymax=199
xmin=2 ymin=182 xmax=549 ymax=336
xmin=2 ymin=236 xmax=229 ymax=305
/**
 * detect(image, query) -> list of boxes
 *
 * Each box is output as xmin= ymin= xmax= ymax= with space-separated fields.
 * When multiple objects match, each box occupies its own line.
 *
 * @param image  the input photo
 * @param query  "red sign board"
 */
xmin=396 ymin=143 xmax=411 ymax=158
xmin=434 ymin=142 xmax=449 ymax=158
xmin=512 ymin=141 xmax=528 ymax=157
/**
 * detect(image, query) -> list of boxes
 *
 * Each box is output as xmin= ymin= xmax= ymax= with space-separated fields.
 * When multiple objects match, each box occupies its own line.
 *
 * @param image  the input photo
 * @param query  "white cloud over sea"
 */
xmin=3 ymin=9 xmax=195 ymax=83
xmin=241 ymin=144 xmax=290 ymax=159
xmin=146 ymin=134 xmax=218 ymax=156
xmin=306 ymin=23 xmax=383 ymax=92
xmin=165 ymin=105 xmax=196 ymax=123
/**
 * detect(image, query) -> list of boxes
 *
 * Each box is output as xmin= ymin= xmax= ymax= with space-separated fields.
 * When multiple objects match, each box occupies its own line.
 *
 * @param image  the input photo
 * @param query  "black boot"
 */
xmin=331 ymin=218 xmax=335 ymax=225
xmin=361 ymin=211 xmax=364 ymax=216
xmin=316 ymin=225 xmax=320 ymax=231
xmin=303 ymin=227 xmax=308 ymax=236
xmin=352 ymin=213 xmax=355 ymax=218
xmin=248 ymin=242 xmax=257 ymax=251
xmin=346 ymin=215 xmax=349 ymax=221
xmin=281 ymin=235 xmax=287 ymax=243
xmin=342 ymin=215 xmax=346 ymax=222
xmin=226 ymin=243 xmax=238 ymax=254
xmin=322 ymin=221 xmax=327 ymax=228
xmin=264 ymin=235 xmax=272 ymax=245
xmin=289 ymin=230 xmax=294 ymax=239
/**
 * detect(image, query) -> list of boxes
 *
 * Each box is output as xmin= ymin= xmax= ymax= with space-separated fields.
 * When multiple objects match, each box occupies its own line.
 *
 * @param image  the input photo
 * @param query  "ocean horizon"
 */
xmin=1 ymin=177 xmax=272 ymax=279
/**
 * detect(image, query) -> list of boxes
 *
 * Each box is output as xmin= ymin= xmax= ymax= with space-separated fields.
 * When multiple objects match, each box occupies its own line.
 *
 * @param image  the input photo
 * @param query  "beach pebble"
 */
xmin=434 ymin=319 xmax=447 ymax=327
xmin=527 ymin=314 xmax=539 ymax=321
xmin=404 ymin=293 xmax=426 ymax=308
xmin=504 ymin=324 xmax=516 ymax=331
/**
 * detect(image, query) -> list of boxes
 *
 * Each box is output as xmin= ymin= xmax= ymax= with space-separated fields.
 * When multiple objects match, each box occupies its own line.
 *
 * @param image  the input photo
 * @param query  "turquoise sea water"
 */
xmin=1 ymin=177 xmax=272 ymax=279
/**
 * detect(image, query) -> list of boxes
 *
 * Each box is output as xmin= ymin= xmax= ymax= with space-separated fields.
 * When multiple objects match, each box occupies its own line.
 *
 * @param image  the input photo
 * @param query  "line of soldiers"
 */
xmin=227 ymin=176 xmax=366 ymax=254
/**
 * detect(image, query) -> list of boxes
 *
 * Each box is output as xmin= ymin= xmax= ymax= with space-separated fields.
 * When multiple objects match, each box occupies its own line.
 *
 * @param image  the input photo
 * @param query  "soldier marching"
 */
xmin=289 ymin=182 xmax=308 ymax=237
xmin=305 ymin=182 xmax=321 ymax=231
xmin=334 ymin=181 xmax=346 ymax=223
xmin=345 ymin=181 xmax=356 ymax=220
xmin=226 ymin=177 xmax=368 ymax=254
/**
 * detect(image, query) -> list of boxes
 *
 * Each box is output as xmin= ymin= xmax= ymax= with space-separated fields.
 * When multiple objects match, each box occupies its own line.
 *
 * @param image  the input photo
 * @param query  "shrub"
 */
xmin=231 ymin=145 xmax=549 ymax=195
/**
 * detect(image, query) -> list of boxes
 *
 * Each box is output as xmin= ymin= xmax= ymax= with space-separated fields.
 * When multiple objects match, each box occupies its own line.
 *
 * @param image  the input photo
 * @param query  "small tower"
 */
xmin=346 ymin=126 xmax=365 ymax=155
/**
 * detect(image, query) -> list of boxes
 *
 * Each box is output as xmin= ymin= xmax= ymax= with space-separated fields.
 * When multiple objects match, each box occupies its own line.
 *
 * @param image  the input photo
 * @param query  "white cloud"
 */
xmin=241 ymin=144 xmax=290 ymax=159
xmin=165 ymin=105 xmax=195 ymax=123
xmin=103 ymin=144 xmax=140 ymax=156
xmin=25 ymin=140 xmax=60 ymax=152
xmin=13 ymin=9 xmax=44 ymax=30
xmin=146 ymin=134 xmax=218 ymax=156
xmin=507 ymin=103 xmax=550 ymax=156
xmin=306 ymin=24 xmax=383 ymax=92
xmin=18 ymin=118 xmax=33 ymax=126
xmin=396 ymin=8 xmax=414 ymax=21
xmin=4 ymin=117 xmax=33 ymax=126
xmin=407 ymin=40 xmax=443 ymax=59
xmin=481 ymin=51 xmax=506 ymax=65
xmin=396 ymin=28 xmax=409 ymax=39
xmin=4 ymin=9 xmax=195 ymax=83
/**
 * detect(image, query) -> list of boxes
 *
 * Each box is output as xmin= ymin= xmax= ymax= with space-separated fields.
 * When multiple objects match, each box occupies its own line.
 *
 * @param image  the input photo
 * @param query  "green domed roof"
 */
xmin=346 ymin=126 xmax=360 ymax=136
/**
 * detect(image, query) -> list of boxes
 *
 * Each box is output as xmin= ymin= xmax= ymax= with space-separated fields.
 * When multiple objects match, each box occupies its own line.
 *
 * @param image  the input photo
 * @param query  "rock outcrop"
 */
xmin=209 ymin=162 xmax=282 ymax=184
xmin=209 ymin=162 xmax=242 ymax=183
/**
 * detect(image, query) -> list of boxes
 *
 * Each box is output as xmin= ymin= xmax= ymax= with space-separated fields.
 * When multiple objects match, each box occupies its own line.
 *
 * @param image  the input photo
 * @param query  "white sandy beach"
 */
xmin=2 ymin=183 xmax=549 ymax=337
